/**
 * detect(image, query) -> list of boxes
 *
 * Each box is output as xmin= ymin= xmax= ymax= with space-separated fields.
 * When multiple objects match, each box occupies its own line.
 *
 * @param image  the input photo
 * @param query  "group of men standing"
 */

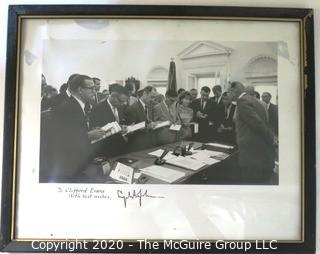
xmin=40 ymin=73 xmax=278 ymax=184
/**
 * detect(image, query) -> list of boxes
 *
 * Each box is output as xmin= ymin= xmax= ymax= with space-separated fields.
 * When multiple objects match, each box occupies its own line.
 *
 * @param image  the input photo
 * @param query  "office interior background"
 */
xmin=43 ymin=40 xmax=278 ymax=103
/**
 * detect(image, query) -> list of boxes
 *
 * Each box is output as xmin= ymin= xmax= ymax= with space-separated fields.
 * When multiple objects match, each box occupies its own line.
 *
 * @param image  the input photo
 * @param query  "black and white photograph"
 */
xmin=2 ymin=8 xmax=314 ymax=247
xmin=39 ymin=39 xmax=279 ymax=185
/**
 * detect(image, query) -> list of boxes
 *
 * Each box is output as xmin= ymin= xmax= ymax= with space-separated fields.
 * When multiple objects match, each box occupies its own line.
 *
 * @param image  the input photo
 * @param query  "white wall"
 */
xmin=43 ymin=40 xmax=276 ymax=91
xmin=0 ymin=0 xmax=319 ymax=253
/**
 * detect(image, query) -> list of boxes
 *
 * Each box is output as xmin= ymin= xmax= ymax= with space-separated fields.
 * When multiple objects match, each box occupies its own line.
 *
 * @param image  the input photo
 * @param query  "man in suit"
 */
xmin=90 ymin=84 xmax=129 ymax=157
xmin=216 ymin=92 xmax=236 ymax=144
xmin=48 ymin=75 xmax=106 ymax=183
xmin=190 ymin=88 xmax=198 ymax=101
xmin=153 ymin=90 xmax=179 ymax=145
xmin=50 ymin=73 xmax=79 ymax=109
xmin=126 ymin=86 xmax=158 ymax=151
xmin=262 ymin=92 xmax=278 ymax=136
xmin=210 ymin=85 xmax=225 ymax=134
xmin=92 ymin=77 xmax=105 ymax=105
xmin=230 ymin=81 xmax=276 ymax=184
xmin=191 ymin=86 xmax=214 ymax=142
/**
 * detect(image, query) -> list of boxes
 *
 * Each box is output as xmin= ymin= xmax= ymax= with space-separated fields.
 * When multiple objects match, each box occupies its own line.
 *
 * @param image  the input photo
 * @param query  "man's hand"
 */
xmin=196 ymin=111 xmax=207 ymax=119
xmin=88 ymin=128 xmax=106 ymax=141
xmin=120 ymin=125 xmax=128 ymax=135
xmin=147 ymin=122 xmax=157 ymax=129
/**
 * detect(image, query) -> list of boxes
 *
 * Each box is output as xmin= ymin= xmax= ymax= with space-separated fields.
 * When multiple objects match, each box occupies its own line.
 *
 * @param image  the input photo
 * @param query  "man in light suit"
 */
xmin=230 ymin=81 xmax=276 ymax=184
xmin=126 ymin=86 xmax=158 ymax=151
xmin=153 ymin=90 xmax=179 ymax=145
xmin=262 ymin=92 xmax=278 ymax=136
xmin=90 ymin=84 xmax=129 ymax=157
xmin=48 ymin=75 xmax=106 ymax=183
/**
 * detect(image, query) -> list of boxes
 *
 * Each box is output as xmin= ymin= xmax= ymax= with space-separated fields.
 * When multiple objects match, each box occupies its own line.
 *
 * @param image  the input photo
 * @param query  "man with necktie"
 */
xmin=191 ymin=86 xmax=214 ymax=142
xmin=126 ymin=86 xmax=158 ymax=151
xmin=48 ymin=74 xmax=106 ymax=183
xmin=90 ymin=84 xmax=129 ymax=157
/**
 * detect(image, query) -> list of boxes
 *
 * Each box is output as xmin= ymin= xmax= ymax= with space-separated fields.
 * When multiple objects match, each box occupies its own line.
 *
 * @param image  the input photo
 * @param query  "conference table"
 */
xmin=91 ymin=141 xmax=240 ymax=185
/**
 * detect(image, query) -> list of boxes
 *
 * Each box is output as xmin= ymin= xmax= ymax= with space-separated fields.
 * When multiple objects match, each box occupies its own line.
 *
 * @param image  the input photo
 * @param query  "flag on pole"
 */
xmin=167 ymin=59 xmax=177 ymax=92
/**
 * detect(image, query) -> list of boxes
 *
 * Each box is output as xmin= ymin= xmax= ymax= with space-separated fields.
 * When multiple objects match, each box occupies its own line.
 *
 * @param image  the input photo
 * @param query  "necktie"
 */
xmin=84 ymin=103 xmax=91 ymax=129
xmin=113 ymin=106 xmax=120 ymax=123
xmin=201 ymin=100 xmax=204 ymax=110
xmin=144 ymin=106 xmax=149 ymax=121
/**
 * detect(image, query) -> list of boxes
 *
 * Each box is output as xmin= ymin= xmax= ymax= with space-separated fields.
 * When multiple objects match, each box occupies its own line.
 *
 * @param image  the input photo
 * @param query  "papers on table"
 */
xmin=154 ymin=121 xmax=171 ymax=129
xmin=126 ymin=122 xmax=145 ymax=134
xmin=189 ymin=151 xmax=220 ymax=165
xmin=109 ymin=162 xmax=134 ymax=184
xmin=91 ymin=121 xmax=122 ymax=144
xmin=193 ymin=149 xmax=229 ymax=160
xmin=140 ymin=165 xmax=185 ymax=183
xmin=206 ymin=142 xmax=234 ymax=149
xmin=166 ymin=156 xmax=206 ymax=171
xmin=148 ymin=149 xmax=176 ymax=161
xmin=169 ymin=124 xmax=182 ymax=131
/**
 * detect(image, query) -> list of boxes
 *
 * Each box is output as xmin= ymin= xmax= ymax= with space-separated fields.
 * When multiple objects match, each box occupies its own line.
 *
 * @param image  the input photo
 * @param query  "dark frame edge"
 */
xmin=0 ymin=5 xmax=19 ymax=252
xmin=303 ymin=9 xmax=316 ymax=254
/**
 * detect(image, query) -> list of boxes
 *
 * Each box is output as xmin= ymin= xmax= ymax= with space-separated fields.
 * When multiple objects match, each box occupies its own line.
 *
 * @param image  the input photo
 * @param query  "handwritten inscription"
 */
xmin=58 ymin=187 xmax=111 ymax=200
xmin=57 ymin=187 xmax=165 ymax=207
xmin=117 ymin=189 xmax=165 ymax=208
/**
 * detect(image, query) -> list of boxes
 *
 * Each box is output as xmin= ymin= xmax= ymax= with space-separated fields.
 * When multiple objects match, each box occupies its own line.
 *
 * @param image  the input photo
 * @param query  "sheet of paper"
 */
xmin=154 ymin=120 xmax=171 ymax=129
xmin=91 ymin=121 xmax=122 ymax=144
xmin=109 ymin=162 xmax=134 ymax=184
xmin=193 ymin=149 xmax=229 ymax=160
xmin=169 ymin=124 xmax=182 ymax=131
xmin=194 ymin=123 xmax=199 ymax=133
xmin=126 ymin=121 xmax=145 ymax=134
xmin=148 ymin=149 xmax=176 ymax=160
xmin=166 ymin=157 xmax=206 ymax=171
xmin=206 ymin=142 xmax=234 ymax=149
xmin=189 ymin=151 xmax=220 ymax=165
xmin=140 ymin=165 xmax=185 ymax=183
xmin=133 ymin=172 xmax=142 ymax=179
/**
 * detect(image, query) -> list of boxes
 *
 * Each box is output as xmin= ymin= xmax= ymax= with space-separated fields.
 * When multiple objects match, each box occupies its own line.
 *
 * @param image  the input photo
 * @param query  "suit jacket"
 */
xmin=222 ymin=103 xmax=236 ymax=128
xmin=153 ymin=101 xmax=179 ymax=145
xmin=49 ymin=96 xmax=92 ymax=181
xmin=126 ymin=100 xmax=149 ymax=124
xmin=210 ymin=96 xmax=224 ymax=128
xmin=268 ymin=103 xmax=278 ymax=136
xmin=191 ymin=98 xmax=214 ymax=140
xmin=217 ymin=103 xmax=236 ymax=145
xmin=90 ymin=100 xmax=126 ymax=157
xmin=125 ymin=100 xmax=155 ymax=151
xmin=236 ymin=94 xmax=275 ymax=180
xmin=50 ymin=91 xmax=70 ymax=110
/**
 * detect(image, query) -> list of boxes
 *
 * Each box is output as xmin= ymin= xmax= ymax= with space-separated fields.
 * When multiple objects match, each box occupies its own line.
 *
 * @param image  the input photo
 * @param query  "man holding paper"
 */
xmin=153 ymin=90 xmax=180 ymax=145
xmin=126 ymin=86 xmax=158 ymax=151
xmin=90 ymin=84 xmax=129 ymax=157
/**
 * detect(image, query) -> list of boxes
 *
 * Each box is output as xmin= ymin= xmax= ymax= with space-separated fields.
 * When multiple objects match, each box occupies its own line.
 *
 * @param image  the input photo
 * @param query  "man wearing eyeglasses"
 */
xmin=49 ymin=74 xmax=106 ymax=183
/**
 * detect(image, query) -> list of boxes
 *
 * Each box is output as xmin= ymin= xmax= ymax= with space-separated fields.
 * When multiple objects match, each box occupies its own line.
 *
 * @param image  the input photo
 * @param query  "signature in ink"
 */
xmin=117 ymin=189 xmax=165 ymax=208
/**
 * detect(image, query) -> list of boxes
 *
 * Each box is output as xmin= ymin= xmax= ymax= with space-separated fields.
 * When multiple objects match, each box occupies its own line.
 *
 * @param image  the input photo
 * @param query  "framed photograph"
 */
xmin=1 ymin=4 xmax=315 ymax=253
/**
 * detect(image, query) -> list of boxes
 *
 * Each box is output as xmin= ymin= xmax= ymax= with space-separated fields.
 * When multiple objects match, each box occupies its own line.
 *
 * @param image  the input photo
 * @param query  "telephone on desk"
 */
xmin=109 ymin=162 xmax=134 ymax=184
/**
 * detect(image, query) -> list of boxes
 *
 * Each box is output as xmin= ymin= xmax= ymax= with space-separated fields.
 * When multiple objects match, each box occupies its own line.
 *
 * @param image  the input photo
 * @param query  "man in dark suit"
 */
xmin=92 ymin=77 xmax=105 ymax=105
xmin=50 ymin=73 xmax=79 ymax=109
xmin=210 ymin=85 xmax=225 ymax=134
xmin=90 ymin=84 xmax=129 ymax=157
xmin=216 ymin=92 xmax=236 ymax=144
xmin=230 ymin=82 xmax=276 ymax=184
xmin=262 ymin=92 xmax=278 ymax=136
xmin=191 ymin=86 xmax=214 ymax=142
xmin=126 ymin=86 xmax=158 ymax=151
xmin=48 ymin=75 xmax=106 ymax=183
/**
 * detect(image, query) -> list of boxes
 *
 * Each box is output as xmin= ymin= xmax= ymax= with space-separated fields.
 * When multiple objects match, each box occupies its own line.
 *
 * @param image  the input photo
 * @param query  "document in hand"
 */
xmin=166 ymin=157 xmax=206 ymax=171
xmin=169 ymin=124 xmax=182 ymax=131
xmin=140 ymin=165 xmax=186 ymax=183
xmin=91 ymin=121 xmax=122 ymax=144
xmin=154 ymin=120 xmax=171 ymax=129
xmin=126 ymin=121 xmax=146 ymax=134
